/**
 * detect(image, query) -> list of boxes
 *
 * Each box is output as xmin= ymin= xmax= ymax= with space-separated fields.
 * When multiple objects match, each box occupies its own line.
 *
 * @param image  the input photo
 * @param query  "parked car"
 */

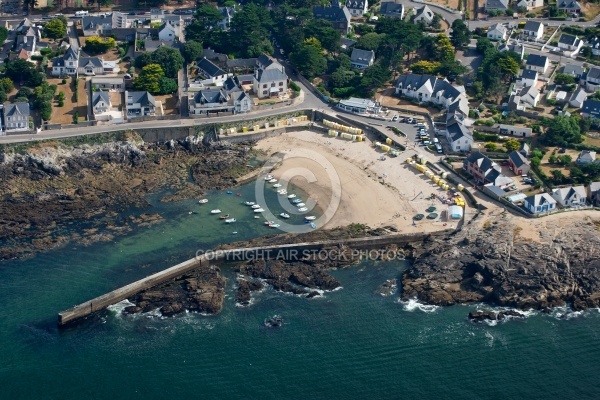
xmin=422 ymin=140 xmax=431 ymax=145
xmin=407 ymin=118 xmax=415 ymax=124
xmin=391 ymin=115 xmax=399 ymax=122
xmin=523 ymin=177 xmax=533 ymax=184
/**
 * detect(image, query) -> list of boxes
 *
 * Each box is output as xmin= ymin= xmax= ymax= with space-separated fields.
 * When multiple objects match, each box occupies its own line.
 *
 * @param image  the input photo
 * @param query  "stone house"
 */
xmin=253 ymin=54 xmax=288 ymax=99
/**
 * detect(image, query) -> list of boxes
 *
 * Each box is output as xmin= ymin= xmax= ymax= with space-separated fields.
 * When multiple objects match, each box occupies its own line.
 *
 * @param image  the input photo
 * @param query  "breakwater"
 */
xmin=57 ymin=229 xmax=454 ymax=326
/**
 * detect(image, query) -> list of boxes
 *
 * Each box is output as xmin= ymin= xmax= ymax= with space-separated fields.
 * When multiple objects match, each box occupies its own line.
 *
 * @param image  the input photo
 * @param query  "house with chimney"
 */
xmin=253 ymin=54 xmax=288 ymax=99
xmin=313 ymin=1 xmax=352 ymax=34
xmin=345 ymin=0 xmax=368 ymax=17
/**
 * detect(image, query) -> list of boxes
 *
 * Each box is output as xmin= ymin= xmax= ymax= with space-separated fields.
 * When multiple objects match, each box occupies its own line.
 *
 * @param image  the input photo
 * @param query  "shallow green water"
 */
xmin=1 ymin=183 xmax=599 ymax=399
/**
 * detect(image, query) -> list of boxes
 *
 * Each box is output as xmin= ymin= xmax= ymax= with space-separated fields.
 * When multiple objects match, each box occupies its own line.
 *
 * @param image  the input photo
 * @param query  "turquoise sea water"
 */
xmin=1 ymin=183 xmax=600 ymax=399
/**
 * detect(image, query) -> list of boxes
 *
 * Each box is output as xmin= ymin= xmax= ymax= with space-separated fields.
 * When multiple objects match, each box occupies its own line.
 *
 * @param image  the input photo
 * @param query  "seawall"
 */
xmin=57 ymin=229 xmax=454 ymax=326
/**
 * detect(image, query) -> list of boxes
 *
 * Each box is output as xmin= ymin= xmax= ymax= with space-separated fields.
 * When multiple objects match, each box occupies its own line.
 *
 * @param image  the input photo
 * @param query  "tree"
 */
xmin=551 ymin=169 xmax=566 ymax=184
xmin=135 ymin=64 xmax=165 ymax=93
xmin=450 ymin=19 xmax=471 ymax=50
xmin=0 ymin=89 xmax=6 ymax=103
xmin=145 ymin=46 xmax=184 ymax=78
xmin=5 ymin=58 xmax=43 ymax=86
xmin=45 ymin=18 xmax=66 ymax=39
xmin=554 ymin=73 xmax=575 ymax=85
xmin=476 ymin=38 xmax=494 ymax=54
xmin=581 ymin=46 xmax=592 ymax=58
xmin=303 ymin=19 xmax=340 ymax=53
xmin=290 ymin=45 xmax=326 ymax=78
xmin=543 ymin=116 xmax=583 ymax=146
xmin=0 ymin=77 xmax=14 ymax=93
xmin=435 ymin=34 xmax=456 ymax=63
xmin=485 ymin=142 xmax=498 ymax=151
xmin=194 ymin=4 xmax=225 ymax=27
xmin=504 ymin=139 xmax=521 ymax=152
xmin=84 ymin=36 xmax=116 ymax=55
xmin=158 ymin=77 xmax=178 ymax=94
xmin=181 ymin=41 xmax=203 ymax=64
xmin=497 ymin=56 xmax=520 ymax=82
xmin=410 ymin=60 xmax=441 ymax=74
xmin=355 ymin=32 xmax=384 ymax=52
xmin=304 ymin=37 xmax=322 ymax=52
xmin=558 ymin=154 xmax=572 ymax=165
xmin=330 ymin=68 xmax=355 ymax=89
xmin=431 ymin=14 xmax=442 ymax=30
xmin=0 ymin=26 xmax=8 ymax=44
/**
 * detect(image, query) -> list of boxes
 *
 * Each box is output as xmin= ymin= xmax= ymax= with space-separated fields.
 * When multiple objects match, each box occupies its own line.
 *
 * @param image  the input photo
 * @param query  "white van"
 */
xmin=75 ymin=11 xmax=89 ymax=17
xmin=416 ymin=123 xmax=426 ymax=129
xmin=433 ymin=138 xmax=439 ymax=144
xmin=435 ymin=144 xmax=443 ymax=153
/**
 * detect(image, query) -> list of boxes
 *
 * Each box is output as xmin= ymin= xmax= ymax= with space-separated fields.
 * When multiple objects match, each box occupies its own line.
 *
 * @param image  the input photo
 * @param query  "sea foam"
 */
xmin=398 ymin=298 xmax=440 ymax=313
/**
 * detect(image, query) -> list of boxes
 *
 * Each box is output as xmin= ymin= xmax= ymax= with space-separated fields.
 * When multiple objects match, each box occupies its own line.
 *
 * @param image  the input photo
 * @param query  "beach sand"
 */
xmin=254 ymin=130 xmax=458 ymax=232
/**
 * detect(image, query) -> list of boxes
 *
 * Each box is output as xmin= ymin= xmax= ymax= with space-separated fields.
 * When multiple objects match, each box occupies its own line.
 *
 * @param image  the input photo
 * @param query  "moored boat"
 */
xmin=298 ymin=207 xmax=308 ymax=212
xmin=225 ymin=218 xmax=236 ymax=223
xmin=292 ymin=199 xmax=302 ymax=204
xmin=287 ymin=194 xmax=297 ymax=199
xmin=264 ymin=221 xmax=275 ymax=226
xmin=244 ymin=201 xmax=255 ymax=206
xmin=278 ymin=190 xmax=288 ymax=195
xmin=210 ymin=209 xmax=222 ymax=214
xmin=280 ymin=213 xmax=290 ymax=219
xmin=251 ymin=204 xmax=261 ymax=209
xmin=310 ymin=223 xmax=317 ymax=229
xmin=198 ymin=199 xmax=208 ymax=204
xmin=304 ymin=216 xmax=316 ymax=221
xmin=270 ymin=224 xmax=281 ymax=228
xmin=219 ymin=214 xmax=230 ymax=219
xmin=273 ymin=183 xmax=282 ymax=188
xmin=268 ymin=178 xmax=278 ymax=183
xmin=296 ymin=203 xmax=306 ymax=207
xmin=264 ymin=175 xmax=273 ymax=181
xmin=254 ymin=208 xmax=265 ymax=213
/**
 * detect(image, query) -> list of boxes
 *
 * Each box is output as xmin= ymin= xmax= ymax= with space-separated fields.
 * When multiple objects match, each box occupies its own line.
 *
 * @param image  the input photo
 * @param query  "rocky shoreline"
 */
xmin=0 ymin=133 xmax=258 ymax=260
xmin=402 ymin=219 xmax=600 ymax=312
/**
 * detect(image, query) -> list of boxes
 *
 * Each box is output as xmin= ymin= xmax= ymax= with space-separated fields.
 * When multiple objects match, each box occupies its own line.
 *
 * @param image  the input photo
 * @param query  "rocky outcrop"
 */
xmin=125 ymin=266 xmax=226 ymax=316
xmin=0 ymin=135 xmax=257 ymax=260
xmin=402 ymin=220 xmax=600 ymax=311
xmin=377 ymin=279 xmax=397 ymax=296
xmin=236 ymin=258 xmax=341 ymax=297
xmin=468 ymin=310 xmax=525 ymax=323
xmin=235 ymin=278 xmax=264 ymax=306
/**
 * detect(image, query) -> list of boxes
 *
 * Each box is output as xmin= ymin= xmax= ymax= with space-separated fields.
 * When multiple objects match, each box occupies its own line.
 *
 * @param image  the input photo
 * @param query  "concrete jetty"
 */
xmin=57 ymin=230 xmax=453 ymax=326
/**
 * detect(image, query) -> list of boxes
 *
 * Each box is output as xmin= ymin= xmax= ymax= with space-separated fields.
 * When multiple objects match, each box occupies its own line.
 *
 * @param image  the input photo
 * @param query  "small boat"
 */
xmin=268 ymin=178 xmax=278 ymax=183
xmin=280 ymin=213 xmax=290 ymax=219
xmin=254 ymin=216 xmax=260 ymax=219
xmin=198 ymin=199 xmax=208 ymax=204
xmin=210 ymin=209 xmax=222 ymax=214
xmin=264 ymin=175 xmax=273 ymax=181
xmin=287 ymin=194 xmax=297 ymax=199
xmin=219 ymin=214 xmax=230 ymax=219
xmin=278 ymin=190 xmax=288 ymax=195
xmin=226 ymin=191 xmax=233 ymax=194
xmin=188 ymin=211 xmax=193 ymax=215
xmin=254 ymin=208 xmax=265 ymax=213
xmin=298 ymin=207 xmax=308 ymax=212
xmin=251 ymin=204 xmax=261 ymax=209
xmin=264 ymin=221 xmax=275 ymax=226
xmin=310 ymin=223 xmax=317 ymax=229
xmin=270 ymin=224 xmax=281 ymax=228
xmin=225 ymin=218 xmax=236 ymax=223
xmin=244 ymin=201 xmax=255 ymax=206
xmin=296 ymin=203 xmax=306 ymax=207
xmin=304 ymin=216 xmax=316 ymax=221
xmin=236 ymin=193 xmax=242 ymax=197
xmin=292 ymin=199 xmax=302 ymax=204
xmin=273 ymin=183 xmax=282 ymax=188
xmin=233 ymin=231 xmax=238 ymax=234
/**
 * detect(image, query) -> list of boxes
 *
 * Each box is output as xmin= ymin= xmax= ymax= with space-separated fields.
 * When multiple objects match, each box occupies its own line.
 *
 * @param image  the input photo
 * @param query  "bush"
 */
xmin=473 ymin=131 xmax=499 ymax=141
xmin=73 ymin=111 xmax=79 ymax=124
xmin=289 ymin=81 xmax=301 ymax=92
xmin=332 ymin=87 xmax=355 ymax=98
xmin=61 ymin=78 xmax=67 ymax=84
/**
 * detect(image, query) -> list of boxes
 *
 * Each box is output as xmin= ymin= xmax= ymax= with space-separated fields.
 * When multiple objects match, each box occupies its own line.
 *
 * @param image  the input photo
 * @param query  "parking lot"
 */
xmin=384 ymin=114 xmax=444 ymax=156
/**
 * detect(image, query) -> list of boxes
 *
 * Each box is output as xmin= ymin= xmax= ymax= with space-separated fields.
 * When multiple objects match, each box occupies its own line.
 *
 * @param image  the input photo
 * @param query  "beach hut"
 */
xmin=457 ymin=184 xmax=465 ymax=192
xmin=385 ymin=138 xmax=393 ymax=145
xmin=242 ymin=126 xmax=248 ymax=132
xmin=448 ymin=205 xmax=463 ymax=219
xmin=418 ymin=155 xmax=427 ymax=165
xmin=441 ymin=172 xmax=448 ymax=179
xmin=380 ymin=145 xmax=391 ymax=152
xmin=406 ymin=158 xmax=413 ymax=164
xmin=340 ymin=133 xmax=353 ymax=140
xmin=437 ymin=180 xmax=446 ymax=187
xmin=353 ymin=135 xmax=364 ymax=142
xmin=432 ymin=176 xmax=440 ymax=184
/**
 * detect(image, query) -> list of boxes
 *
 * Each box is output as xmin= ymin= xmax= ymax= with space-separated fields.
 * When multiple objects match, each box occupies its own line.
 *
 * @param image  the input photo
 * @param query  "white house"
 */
xmin=345 ymin=0 xmax=368 ymax=16
xmin=525 ymin=54 xmax=549 ymax=74
xmin=576 ymin=150 xmax=597 ymax=165
xmin=519 ymin=85 xmax=540 ymax=107
xmin=551 ymin=186 xmax=587 ymax=207
xmin=524 ymin=193 xmax=557 ymax=214
xmin=413 ymin=5 xmax=434 ymax=25
xmin=499 ymin=124 xmax=533 ymax=138
xmin=515 ymin=0 xmax=543 ymax=9
xmin=253 ymin=54 xmax=288 ymax=99
xmin=3 ymin=103 xmax=30 ymax=132
xmin=231 ymin=92 xmax=253 ymax=114
xmin=588 ymin=182 xmax=600 ymax=206
xmin=581 ymin=99 xmax=600 ymax=119
xmin=196 ymin=57 xmax=230 ymax=86
xmin=584 ymin=67 xmax=600 ymax=92
xmin=350 ymin=48 xmax=375 ymax=69
xmin=395 ymin=74 xmax=469 ymax=114
xmin=518 ymin=69 xmax=538 ymax=87
xmin=216 ymin=6 xmax=235 ymax=31
xmin=558 ymin=33 xmax=583 ymax=54
xmin=569 ymin=87 xmax=588 ymax=108
xmin=523 ymin=21 xmax=544 ymax=41
xmin=487 ymin=23 xmax=507 ymax=41
xmin=589 ymin=37 xmax=600 ymax=56
xmin=557 ymin=0 xmax=582 ymax=16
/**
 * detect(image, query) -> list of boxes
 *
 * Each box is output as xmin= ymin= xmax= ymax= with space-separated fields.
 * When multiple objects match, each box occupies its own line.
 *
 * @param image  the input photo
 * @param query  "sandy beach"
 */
xmin=255 ymin=130 xmax=459 ymax=232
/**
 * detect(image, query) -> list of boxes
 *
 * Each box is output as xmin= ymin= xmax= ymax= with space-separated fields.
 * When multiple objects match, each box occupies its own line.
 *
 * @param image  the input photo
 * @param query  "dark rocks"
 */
xmin=126 ymin=266 xmax=226 ymax=317
xmin=235 ymin=279 xmax=264 ymax=306
xmin=468 ymin=310 xmax=525 ymax=323
xmin=402 ymin=221 xmax=600 ymax=312
xmin=377 ymin=279 xmax=397 ymax=296
xmin=264 ymin=315 xmax=283 ymax=328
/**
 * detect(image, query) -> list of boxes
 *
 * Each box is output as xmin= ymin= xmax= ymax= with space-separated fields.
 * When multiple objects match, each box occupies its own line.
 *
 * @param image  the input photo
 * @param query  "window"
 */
xmin=279 ymin=82 xmax=283 ymax=86
xmin=263 ymin=84 xmax=267 ymax=88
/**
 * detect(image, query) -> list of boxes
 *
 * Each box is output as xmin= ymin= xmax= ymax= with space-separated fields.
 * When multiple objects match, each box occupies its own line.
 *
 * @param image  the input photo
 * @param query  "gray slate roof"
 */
xmin=485 ymin=0 xmax=509 ymax=9
xmin=79 ymin=57 xmax=103 ymax=68
xmin=197 ymin=57 xmax=226 ymax=78
xmin=128 ymin=91 xmax=156 ymax=106
xmin=562 ymin=64 xmax=585 ymax=77
xmin=525 ymin=193 xmax=556 ymax=207
xmin=520 ymin=69 xmax=538 ymax=80
xmin=558 ymin=33 xmax=580 ymax=46
xmin=582 ymin=99 xmax=600 ymax=117
xmin=82 ymin=15 xmax=113 ymax=30
xmin=350 ymin=48 xmax=375 ymax=64
xmin=256 ymin=67 xmax=287 ymax=83
xmin=380 ymin=1 xmax=404 ymax=17
xmin=194 ymin=89 xmax=228 ymax=104
xmin=509 ymin=150 xmax=529 ymax=168
xmin=5 ymin=102 xmax=30 ymax=117
xmin=396 ymin=74 xmax=463 ymax=105
xmin=345 ymin=0 xmax=366 ymax=10
xmin=313 ymin=4 xmax=352 ymax=24
xmin=558 ymin=0 xmax=581 ymax=10
xmin=524 ymin=20 xmax=542 ymax=32
xmin=586 ymin=67 xmax=600 ymax=81
xmin=92 ymin=91 xmax=110 ymax=107
xmin=226 ymin=58 xmax=257 ymax=69
xmin=526 ymin=54 xmax=547 ymax=67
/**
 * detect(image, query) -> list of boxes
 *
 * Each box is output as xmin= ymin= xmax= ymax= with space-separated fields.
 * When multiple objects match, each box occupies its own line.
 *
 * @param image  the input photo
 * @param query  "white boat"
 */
xmin=298 ymin=207 xmax=308 ymax=212
xmin=273 ymin=183 xmax=282 ymax=188
xmin=280 ymin=213 xmax=290 ymax=219
xmin=292 ymin=199 xmax=302 ymax=204
xmin=278 ymin=190 xmax=288 ymax=195
xmin=264 ymin=221 xmax=275 ymax=226
xmin=264 ymin=175 xmax=273 ymax=181
xmin=270 ymin=224 xmax=281 ymax=228
xmin=244 ymin=201 xmax=255 ymax=206
xmin=296 ymin=203 xmax=306 ymax=207
xmin=198 ymin=199 xmax=208 ymax=204
xmin=254 ymin=208 xmax=265 ymax=213
xmin=254 ymin=216 xmax=260 ymax=219
xmin=268 ymin=178 xmax=278 ymax=183
xmin=210 ymin=209 xmax=221 ymax=214
xmin=304 ymin=216 xmax=316 ymax=221
xmin=251 ymin=204 xmax=261 ymax=209
xmin=310 ymin=223 xmax=317 ymax=229
xmin=233 ymin=231 xmax=238 ymax=234
xmin=225 ymin=218 xmax=236 ymax=223
xmin=287 ymin=194 xmax=297 ymax=199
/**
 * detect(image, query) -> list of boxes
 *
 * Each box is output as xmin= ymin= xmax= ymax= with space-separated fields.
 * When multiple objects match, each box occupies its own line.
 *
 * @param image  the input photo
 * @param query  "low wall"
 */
xmin=57 ymin=229 xmax=454 ymax=326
